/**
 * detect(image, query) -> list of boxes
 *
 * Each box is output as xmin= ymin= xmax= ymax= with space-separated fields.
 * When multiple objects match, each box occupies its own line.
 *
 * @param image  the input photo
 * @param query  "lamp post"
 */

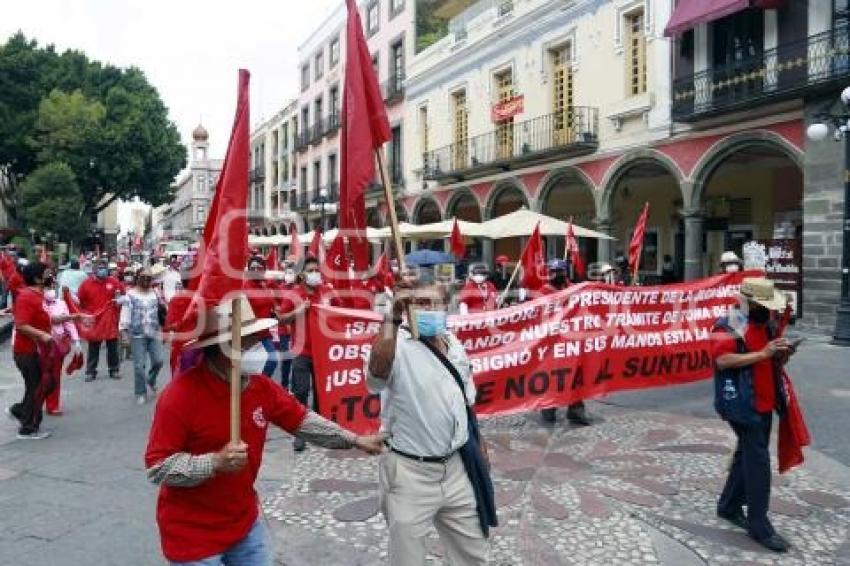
xmin=309 ymin=187 xmax=337 ymax=231
xmin=807 ymin=85 xmax=850 ymax=346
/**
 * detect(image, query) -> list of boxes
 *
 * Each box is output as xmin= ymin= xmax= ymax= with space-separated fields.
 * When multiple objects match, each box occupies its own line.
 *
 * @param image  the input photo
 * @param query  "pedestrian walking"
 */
xmin=6 ymin=262 xmax=55 ymax=440
xmin=367 ymin=274 xmax=496 ymax=565
xmin=77 ymin=259 xmax=123 ymax=381
xmin=119 ymin=267 xmax=165 ymax=405
xmin=144 ymin=295 xmax=384 ymax=565
xmin=712 ymin=277 xmax=796 ymax=553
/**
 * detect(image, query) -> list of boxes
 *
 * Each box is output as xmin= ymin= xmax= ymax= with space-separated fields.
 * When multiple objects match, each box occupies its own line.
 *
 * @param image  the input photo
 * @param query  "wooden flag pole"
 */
xmin=230 ymin=297 xmax=242 ymax=443
xmin=496 ymin=260 xmax=522 ymax=308
xmin=375 ymin=148 xmax=417 ymax=338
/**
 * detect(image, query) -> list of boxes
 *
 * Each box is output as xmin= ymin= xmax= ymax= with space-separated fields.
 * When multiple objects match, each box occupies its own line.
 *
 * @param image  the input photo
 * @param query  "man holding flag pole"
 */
xmin=143 ymin=70 xmax=384 ymax=565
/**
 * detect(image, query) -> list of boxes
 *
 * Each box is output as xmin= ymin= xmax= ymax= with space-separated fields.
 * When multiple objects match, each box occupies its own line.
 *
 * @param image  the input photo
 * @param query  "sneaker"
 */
xmin=717 ymin=511 xmax=748 ymax=530
xmin=567 ymin=406 xmax=592 ymax=427
xmin=751 ymin=533 xmax=790 ymax=553
xmin=17 ymin=429 xmax=52 ymax=440
xmin=4 ymin=407 xmax=19 ymax=423
xmin=293 ymin=437 xmax=306 ymax=452
xmin=109 ymin=372 xmax=121 ymax=380
xmin=84 ymin=374 xmax=96 ymax=382
xmin=541 ymin=408 xmax=557 ymax=423
xmin=147 ymin=380 xmax=158 ymax=394
xmin=136 ymin=395 xmax=146 ymax=405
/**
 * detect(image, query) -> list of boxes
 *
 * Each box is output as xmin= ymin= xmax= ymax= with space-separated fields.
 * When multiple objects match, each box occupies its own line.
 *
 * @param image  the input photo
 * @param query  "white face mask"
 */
xmin=724 ymin=263 xmax=741 ymax=273
xmin=305 ymin=272 xmax=322 ymax=287
xmin=44 ymin=289 xmax=57 ymax=302
xmin=240 ymin=343 xmax=267 ymax=377
xmin=471 ymin=274 xmax=487 ymax=285
xmin=283 ymin=271 xmax=297 ymax=284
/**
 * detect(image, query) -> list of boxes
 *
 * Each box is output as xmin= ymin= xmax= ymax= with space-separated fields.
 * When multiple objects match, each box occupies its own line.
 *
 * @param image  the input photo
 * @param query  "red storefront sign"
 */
xmin=307 ymin=271 xmax=755 ymax=433
xmin=491 ymin=95 xmax=524 ymax=122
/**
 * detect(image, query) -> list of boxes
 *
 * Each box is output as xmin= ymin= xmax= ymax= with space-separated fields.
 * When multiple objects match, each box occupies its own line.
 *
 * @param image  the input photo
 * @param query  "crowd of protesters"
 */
xmin=0 ymin=241 xmax=803 ymax=562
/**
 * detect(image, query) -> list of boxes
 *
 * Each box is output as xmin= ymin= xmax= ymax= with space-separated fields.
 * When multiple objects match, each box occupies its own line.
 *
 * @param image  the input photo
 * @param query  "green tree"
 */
xmin=20 ymin=162 xmax=89 ymax=242
xmin=0 ymin=32 xmax=186 ymax=227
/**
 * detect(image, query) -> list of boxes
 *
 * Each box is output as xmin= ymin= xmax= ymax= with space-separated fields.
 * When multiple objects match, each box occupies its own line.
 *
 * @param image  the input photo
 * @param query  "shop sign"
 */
xmin=491 ymin=94 xmax=524 ymax=122
xmin=743 ymin=239 xmax=802 ymax=316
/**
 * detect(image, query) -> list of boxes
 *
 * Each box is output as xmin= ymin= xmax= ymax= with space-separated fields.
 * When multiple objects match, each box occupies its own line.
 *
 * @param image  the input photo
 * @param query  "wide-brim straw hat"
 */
xmin=720 ymin=251 xmax=743 ymax=264
xmin=149 ymin=263 xmax=167 ymax=277
xmin=740 ymin=277 xmax=787 ymax=311
xmin=187 ymin=294 xmax=278 ymax=349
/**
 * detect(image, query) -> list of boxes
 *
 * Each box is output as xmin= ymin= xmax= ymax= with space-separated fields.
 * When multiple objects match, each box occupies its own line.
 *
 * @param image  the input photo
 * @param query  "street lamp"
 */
xmin=308 ymin=187 xmax=338 ymax=231
xmin=807 ymin=85 xmax=850 ymax=346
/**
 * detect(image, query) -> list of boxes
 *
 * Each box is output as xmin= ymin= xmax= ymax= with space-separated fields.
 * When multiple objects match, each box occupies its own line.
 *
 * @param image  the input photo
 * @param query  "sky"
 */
xmin=2 ymin=0 xmax=343 ymax=230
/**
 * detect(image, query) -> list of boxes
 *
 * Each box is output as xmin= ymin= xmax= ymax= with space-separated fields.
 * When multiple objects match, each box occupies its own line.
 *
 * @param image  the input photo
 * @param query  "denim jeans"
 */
xmin=278 ymin=335 xmax=293 ymax=389
xmin=260 ymin=337 xmax=278 ymax=379
xmin=169 ymin=519 xmax=271 ymax=566
xmin=131 ymin=335 xmax=164 ymax=396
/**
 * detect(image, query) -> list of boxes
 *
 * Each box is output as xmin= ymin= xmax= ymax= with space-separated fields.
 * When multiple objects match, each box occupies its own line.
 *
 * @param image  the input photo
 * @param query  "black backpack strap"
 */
xmin=417 ymin=336 xmax=470 ymax=407
xmin=714 ymin=320 xmax=748 ymax=354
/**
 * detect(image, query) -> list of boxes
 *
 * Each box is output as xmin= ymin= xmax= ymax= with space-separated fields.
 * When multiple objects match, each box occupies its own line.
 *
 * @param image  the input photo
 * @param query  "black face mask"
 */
xmin=748 ymin=306 xmax=770 ymax=324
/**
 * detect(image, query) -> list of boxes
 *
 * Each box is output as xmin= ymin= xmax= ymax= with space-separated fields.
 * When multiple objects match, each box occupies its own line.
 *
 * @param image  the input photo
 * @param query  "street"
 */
xmin=0 ymin=333 xmax=848 ymax=566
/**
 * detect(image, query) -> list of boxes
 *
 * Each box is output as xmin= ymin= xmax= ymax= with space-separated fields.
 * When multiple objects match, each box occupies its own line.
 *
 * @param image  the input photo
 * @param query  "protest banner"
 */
xmin=308 ymin=271 xmax=755 ymax=434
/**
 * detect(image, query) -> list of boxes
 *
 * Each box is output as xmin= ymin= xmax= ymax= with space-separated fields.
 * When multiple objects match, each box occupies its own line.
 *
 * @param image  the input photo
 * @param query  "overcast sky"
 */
xmin=2 ymin=0 xmax=342 ymax=157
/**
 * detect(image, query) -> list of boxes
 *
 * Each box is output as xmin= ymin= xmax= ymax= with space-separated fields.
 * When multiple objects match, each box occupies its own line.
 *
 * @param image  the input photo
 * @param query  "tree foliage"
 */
xmin=20 ymin=162 xmax=89 ymax=242
xmin=0 ymin=32 xmax=186 ymax=228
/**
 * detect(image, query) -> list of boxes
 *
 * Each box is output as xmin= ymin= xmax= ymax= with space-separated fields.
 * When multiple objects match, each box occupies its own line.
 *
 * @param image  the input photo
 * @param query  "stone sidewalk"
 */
xmin=263 ymin=406 xmax=850 ymax=566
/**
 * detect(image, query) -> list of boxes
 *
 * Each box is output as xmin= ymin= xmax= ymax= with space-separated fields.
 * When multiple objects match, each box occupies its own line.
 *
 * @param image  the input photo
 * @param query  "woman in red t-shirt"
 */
xmin=8 ymin=262 xmax=55 ymax=439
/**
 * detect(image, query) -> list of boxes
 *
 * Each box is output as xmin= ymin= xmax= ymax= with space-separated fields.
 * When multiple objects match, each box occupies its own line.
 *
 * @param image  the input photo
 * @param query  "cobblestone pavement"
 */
xmin=264 ymin=407 xmax=850 ymax=565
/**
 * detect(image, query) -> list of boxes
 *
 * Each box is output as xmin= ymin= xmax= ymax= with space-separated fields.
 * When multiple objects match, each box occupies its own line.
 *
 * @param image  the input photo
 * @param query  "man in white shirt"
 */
xmin=366 ymin=276 xmax=488 ymax=566
xmin=160 ymin=259 xmax=183 ymax=304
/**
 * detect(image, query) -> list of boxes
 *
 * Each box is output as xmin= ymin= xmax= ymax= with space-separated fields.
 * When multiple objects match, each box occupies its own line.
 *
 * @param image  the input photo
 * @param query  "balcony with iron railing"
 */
xmin=309 ymin=121 xmax=324 ymax=145
xmin=294 ymin=130 xmax=309 ymax=152
xmin=326 ymin=181 xmax=339 ymax=202
xmin=672 ymin=23 xmax=850 ymax=121
xmin=422 ymin=107 xmax=599 ymax=182
xmin=324 ymin=112 xmax=340 ymax=136
xmin=292 ymin=191 xmax=310 ymax=210
xmin=383 ymin=74 xmax=405 ymax=105
xmin=249 ymin=166 xmax=265 ymax=183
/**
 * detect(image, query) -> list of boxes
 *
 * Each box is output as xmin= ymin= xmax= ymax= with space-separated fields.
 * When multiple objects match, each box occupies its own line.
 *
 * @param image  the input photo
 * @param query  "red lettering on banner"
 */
xmin=308 ymin=271 xmax=756 ymax=434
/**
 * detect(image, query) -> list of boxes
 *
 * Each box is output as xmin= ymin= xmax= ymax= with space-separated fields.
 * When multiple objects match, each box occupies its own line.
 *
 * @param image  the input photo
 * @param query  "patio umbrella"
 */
xmin=399 ymin=218 xmax=487 ymax=239
xmin=477 ymin=208 xmax=613 ymax=240
xmin=404 ymin=249 xmax=457 ymax=266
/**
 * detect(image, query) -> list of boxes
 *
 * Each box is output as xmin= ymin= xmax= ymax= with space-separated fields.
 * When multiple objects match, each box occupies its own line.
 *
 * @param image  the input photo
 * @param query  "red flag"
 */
xmin=289 ymin=222 xmax=302 ymax=263
xmin=374 ymin=252 xmax=393 ymax=290
xmin=520 ymin=223 xmax=547 ymax=291
xmin=265 ymin=247 xmax=279 ymax=271
xmin=340 ymin=0 xmax=392 ymax=271
xmin=450 ymin=218 xmax=466 ymax=259
xmin=0 ymin=254 xmax=24 ymax=297
xmin=63 ymin=287 xmax=119 ymax=342
xmin=628 ymin=202 xmax=650 ymax=280
xmin=184 ymin=69 xmax=250 ymax=317
xmin=323 ymin=232 xmax=350 ymax=291
xmin=308 ymin=227 xmax=323 ymax=260
xmin=565 ymin=217 xmax=585 ymax=280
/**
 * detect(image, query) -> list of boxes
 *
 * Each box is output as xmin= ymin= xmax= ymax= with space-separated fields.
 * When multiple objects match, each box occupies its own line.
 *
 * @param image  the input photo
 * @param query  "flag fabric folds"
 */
xmin=308 ymin=227 xmax=323 ymax=260
xmin=565 ymin=218 xmax=585 ymax=281
xmin=520 ymin=223 xmax=547 ymax=291
xmin=289 ymin=222 xmax=302 ymax=264
xmin=450 ymin=218 xmax=466 ymax=260
xmin=323 ymin=232 xmax=350 ymax=291
xmin=340 ymin=0 xmax=392 ymax=271
xmin=628 ymin=202 xmax=650 ymax=278
xmin=265 ymin=247 xmax=279 ymax=271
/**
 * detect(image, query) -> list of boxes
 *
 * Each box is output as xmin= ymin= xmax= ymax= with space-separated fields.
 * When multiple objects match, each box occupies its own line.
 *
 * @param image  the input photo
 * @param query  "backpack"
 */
xmin=712 ymin=317 xmax=761 ymax=426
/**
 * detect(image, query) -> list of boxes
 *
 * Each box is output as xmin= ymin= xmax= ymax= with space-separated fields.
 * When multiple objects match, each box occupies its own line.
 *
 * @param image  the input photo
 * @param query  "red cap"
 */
xmin=495 ymin=254 xmax=510 ymax=264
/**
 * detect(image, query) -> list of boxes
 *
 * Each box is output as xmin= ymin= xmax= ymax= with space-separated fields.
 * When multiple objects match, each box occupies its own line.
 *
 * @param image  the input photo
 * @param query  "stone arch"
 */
xmin=446 ymin=188 xmax=482 ymax=222
xmin=537 ymin=166 xmax=597 ymax=207
xmin=690 ymin=131 xmax=804 ymax=207
xmin=269 ymin=226 xmax=278 ymax=236
xmin=279 ymin=223 xmax=288 ymax=235
xmin=485 ymin=179 xmax=529 ymax=220
xmin=599 ymin=149 xmax=686 ymax=217
xmin=412 ymin=196 xmax=442 ymax=224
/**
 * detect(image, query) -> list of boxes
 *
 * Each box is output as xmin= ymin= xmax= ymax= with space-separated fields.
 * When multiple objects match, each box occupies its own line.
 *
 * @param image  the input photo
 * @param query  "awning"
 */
xmin=664 ymin=0 xmax=751 ymax=37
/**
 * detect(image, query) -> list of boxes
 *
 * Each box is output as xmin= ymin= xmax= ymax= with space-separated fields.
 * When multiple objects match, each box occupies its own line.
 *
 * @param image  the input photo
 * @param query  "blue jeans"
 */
xmin=170 ymin=519 xmax=271 ymax=565
xmin=260 ymin=337 xmax=278 ymax=379
xmin=131 ymin=335 xmax=164 ymax=396
xmin=278 ymin=335 xmax=293 ymax=389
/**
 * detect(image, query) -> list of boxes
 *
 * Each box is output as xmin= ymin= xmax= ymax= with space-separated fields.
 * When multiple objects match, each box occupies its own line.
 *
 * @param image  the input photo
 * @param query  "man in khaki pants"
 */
xmin=367 ymin=276 xmax=488 ymax=565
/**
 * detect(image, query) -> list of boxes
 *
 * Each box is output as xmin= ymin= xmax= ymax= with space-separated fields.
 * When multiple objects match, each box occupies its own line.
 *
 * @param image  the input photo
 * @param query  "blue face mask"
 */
xmin=416 ymin=309 xmax=447 ymax=337
xmin=95 ymin=268 xmax=108 ymax=279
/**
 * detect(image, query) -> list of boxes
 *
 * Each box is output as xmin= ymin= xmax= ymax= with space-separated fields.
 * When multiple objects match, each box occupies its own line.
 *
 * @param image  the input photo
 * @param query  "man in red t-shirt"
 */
xmin=144 ymin=295 xmax=383 ymax=564
xmin=276 ymin=256 xmax=335 ymax=452
xmin=243 ymin=256 xmax=279 ymax=378
xmin=8 ymin=262 xmax=55 ymax=439
xmin=711 ymin=277 xmax=795 ymax=553
xmin=77 ymin=259 xmax=123 ymax=381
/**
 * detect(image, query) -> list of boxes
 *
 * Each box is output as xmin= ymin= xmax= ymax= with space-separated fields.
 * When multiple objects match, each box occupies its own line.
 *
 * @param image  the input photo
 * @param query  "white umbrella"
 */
xmin=478 ymin=208 xmax=613 ymax=240
xmin=371 ymin=219 xmax=485 ymax=239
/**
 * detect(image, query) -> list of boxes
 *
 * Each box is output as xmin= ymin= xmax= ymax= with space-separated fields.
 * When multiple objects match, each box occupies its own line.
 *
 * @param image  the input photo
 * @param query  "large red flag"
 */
xmin=565 ymin=217 xmax=586 ymax=280
xmin=185 ymin=69 xmax=251 ymax=319
xmin=289 ymin=222 xmax=302 ymax=263
xmin=265 ymin=247 xmax=279 ymax=271
xmin=308 ymin=227 xmax=323 ymax=260
xmin=628 ymin=202 xmax=650 ymax=280
xmin=520 ymin=223 xmax=547 ymax=291
xmin=323 ymin=232 xmax=350 ymax=291
xmin=373 ymin=251 xmax=393 ymax=291
xmin=450 ymin=218 xmax=466 ymax=259
xmin=340 ymin=0 xmax=392 ymax=271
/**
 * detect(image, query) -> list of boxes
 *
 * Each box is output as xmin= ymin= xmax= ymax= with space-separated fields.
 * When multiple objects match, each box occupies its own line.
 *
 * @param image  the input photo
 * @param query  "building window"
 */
xmin=312 ymin=160 xmax=322 ymax=201
xmin=371 ymin=53 xmax=380 ymax=80
xmin=330 ymin=36 xmax=340 ymax=67
xmin=281 ymin=123 xmax=289 ymax=149
xmin=390 ymin=0 xmax=404 ymax=18
xmin=196 ymin=205 xmax=205 ymax=223
xmin=494 ymin=69 xmax=514 ymax=159
xmin=315 ymin=50 xmax=324 ymax=79
xmin=419 ymin=105 xmax=428 ymax=154
xmin=300 ymin=166 xmax=307 ymax=192
xmin=314 ymin=97 xmax=323 ymax=127
xmin=625 ymin=9 xmax=647 ymax=96
xmin=301 ymin=64 xmax=310 ymax=91
xmin=328 ymin=154 xmax=338 ymax=198
xmin=330 ymin=85 xmax=340 ymax=119
xmin=390 ymin=39 xmax=404 ymax=81
xmin=452 ymin=90 xmax=468 ymax=168
xmin=550 ymin=43 xmax=574 ymax=144
xmin=389 ymin=125 xmax=402 ymax=185
xmin=367 ymin=1 xmax=380 ymax=36
xmin=301 ymin=106 xmax=309 ymax=134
